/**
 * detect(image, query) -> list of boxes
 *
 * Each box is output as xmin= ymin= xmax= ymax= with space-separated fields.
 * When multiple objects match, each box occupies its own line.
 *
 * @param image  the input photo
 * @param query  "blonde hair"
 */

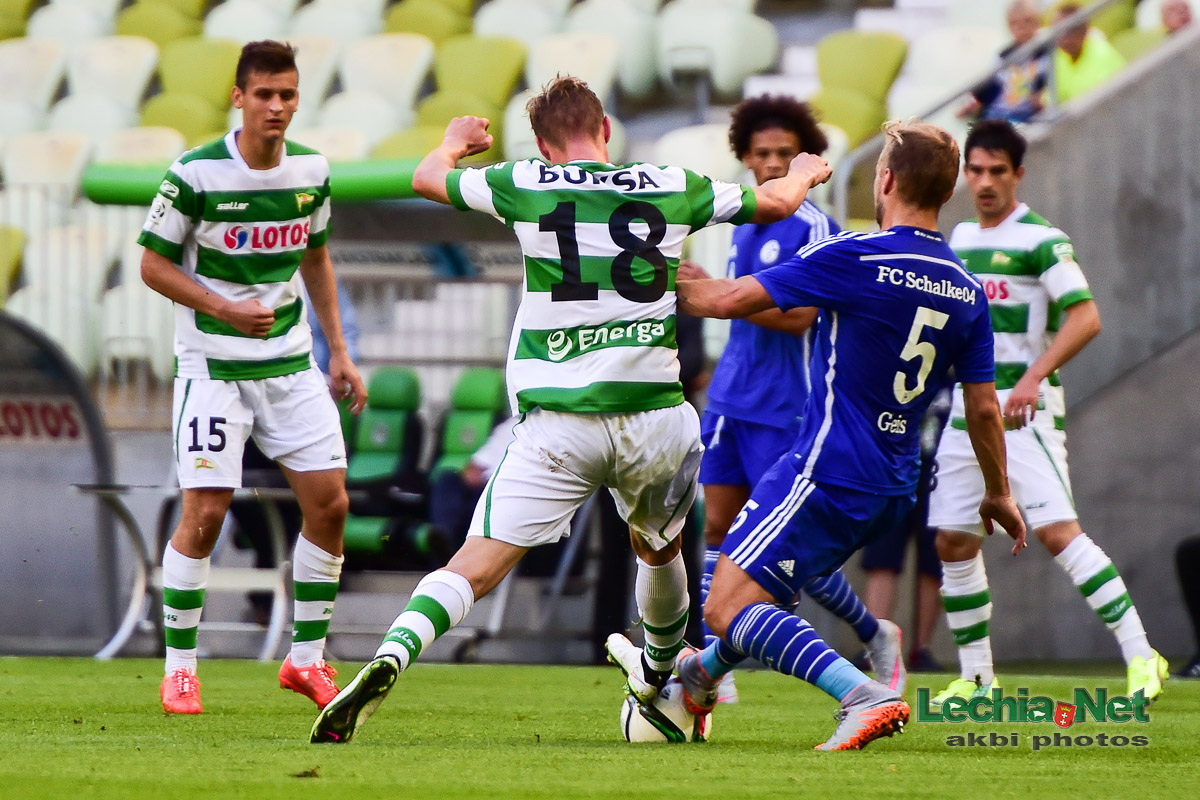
xmin=879 ymin=120 xmax=960 ymax=210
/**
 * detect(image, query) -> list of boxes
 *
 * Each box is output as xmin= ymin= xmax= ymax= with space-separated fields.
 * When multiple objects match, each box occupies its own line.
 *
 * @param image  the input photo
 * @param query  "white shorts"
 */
xmin=173 ymin=368 xmax=346 ymax=489
xmin=467 ymin=404 xmax=703 ymax=551
xmin=927 ymin=424 xmax=1076 ymax=535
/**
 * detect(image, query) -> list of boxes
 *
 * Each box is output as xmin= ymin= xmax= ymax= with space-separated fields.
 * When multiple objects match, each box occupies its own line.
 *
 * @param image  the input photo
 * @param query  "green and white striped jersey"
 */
xmin=948 ymin=202 xmax=1092 ymax=431
xmin=447 ymin=159 xmax=756 ymax=414
xmin=138 ymin=129 xmax=332 ymax=381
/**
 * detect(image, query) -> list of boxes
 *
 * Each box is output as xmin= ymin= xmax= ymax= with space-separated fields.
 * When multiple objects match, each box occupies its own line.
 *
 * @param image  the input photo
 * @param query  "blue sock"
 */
xmin=700 ymin=545 xmax=720 ymax=648
xmin=803 ymin=570 xmax=879 ymax=643
xmin=699 ymin=637 xmax=745 ymax=679
xmin=726 ymin=602 xmax=869 ymax=701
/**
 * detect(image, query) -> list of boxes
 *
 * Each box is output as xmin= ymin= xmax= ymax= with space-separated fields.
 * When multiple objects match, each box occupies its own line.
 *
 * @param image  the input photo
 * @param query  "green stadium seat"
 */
xmin=416 ymin=90 xmax=504 ymax=162
xmin=815 ymin=30 xmax=907 ymax=106
xmin=0 ymin=0 xmax=37 ymax=19
xmin=141 ymin=0 xmax=212 ymax=19
xmin=159 ymin=37 xmax=241 ymax=111
xmin=371 ymin=126 xmax=447 ymax=160
xmin=809 ymin=86 xmax=887 ymax=149
xmin=0 ymin=224 xmax=23 ymax=305
xmin=343 ymin=367 xmax=424 ymax=557
xmin=430 ymin=367 xmax=507 ymax=480
xmin=1110 ymin=26 xmax=1167 ymax=61
xmin=0 ymin=14 xmax=25 ymax=42
xmin=385 ymin=0 xmax=471 ymax=46
xmin=140 ymin=92 xmax=227 ymax=145
xmin=435 ymin=0 xmax=476 ymax=16
xmin=435 ymin=34 xmax=525 ymax=108
xmin=115 ymin=3 xmax=201 ymax=51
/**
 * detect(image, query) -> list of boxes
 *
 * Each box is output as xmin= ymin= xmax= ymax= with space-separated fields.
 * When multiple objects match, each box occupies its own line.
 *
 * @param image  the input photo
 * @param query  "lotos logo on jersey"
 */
xmin=223 ymin=221 xmax=311 ymax=251
xmin=983 ymin=279 xmax=1009 ymax=300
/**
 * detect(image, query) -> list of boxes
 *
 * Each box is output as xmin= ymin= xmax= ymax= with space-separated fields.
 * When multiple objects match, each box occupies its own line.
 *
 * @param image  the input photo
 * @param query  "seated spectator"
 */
xmin=1162 ymin=0 xmax=1194 ymax=34
xmin=428 ymin=415 xmax=518 ymax=551
xmin=1051 ymin=2 xmax=1126 ymax=104
xmin=961 ymin=0 xmax=1050 ymax=123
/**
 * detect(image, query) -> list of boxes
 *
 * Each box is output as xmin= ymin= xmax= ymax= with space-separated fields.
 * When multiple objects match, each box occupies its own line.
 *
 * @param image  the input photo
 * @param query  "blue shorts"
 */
xmin=860 ymin=523 xmax=942 ymax=578
xmin=722 ymin=455 xmax=915 ymax=604
xmin=698 ymin=412 xmax=796 ymax=488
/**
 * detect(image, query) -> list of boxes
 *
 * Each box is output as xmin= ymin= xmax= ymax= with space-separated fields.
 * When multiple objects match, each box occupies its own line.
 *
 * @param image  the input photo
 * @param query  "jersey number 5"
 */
xmin=894 ymin=307 xmax=949 ymax=404
xmin=541 ymin=201 xmax=669 ymax=303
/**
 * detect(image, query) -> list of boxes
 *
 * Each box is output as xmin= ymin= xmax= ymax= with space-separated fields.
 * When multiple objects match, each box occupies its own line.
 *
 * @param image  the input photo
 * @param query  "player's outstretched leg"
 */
xmin=934 ymin=552 xmax=1000 ymax=708
xmin=161 ymin=542 xmax=209 ymax=715
xmin=311 ymin=569 xmax=474 ymax=743
xmin=280 ymin=535 xmax=344 ymax=709
xmin=606 ymin=550 xmax=690 ymax=703
xmin=698 ymin=544 xmax=738 ymax=703
xmin=1052 ymin=532 xmax=1167 ymax=701
xmin=803 ymin=571 xmax=906 ymax=695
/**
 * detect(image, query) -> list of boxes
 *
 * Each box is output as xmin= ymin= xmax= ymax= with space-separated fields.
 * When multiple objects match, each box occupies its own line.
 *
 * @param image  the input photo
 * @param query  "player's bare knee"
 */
xmin=1034 ymin=520 xmax=1080 ymax=556
xmin=936 ymin=529 xmax=981 ymax=562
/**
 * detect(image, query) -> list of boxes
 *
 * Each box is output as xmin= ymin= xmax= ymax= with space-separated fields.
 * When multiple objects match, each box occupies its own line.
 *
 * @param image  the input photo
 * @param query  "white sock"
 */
xmin=290 ymin=535 xmax=344 ymax=668
xmin=162 ymin=542 xmax=210 ymax=675
xmin=1055 ymin=533 xmax=1153 ymax=662
xmin=636 ymin=552 xmax=690 ymax=674
xmin=376 ymin=570 xmax=474 ymax=670
xmin=940 ymin=553 xmax=994 ymax=683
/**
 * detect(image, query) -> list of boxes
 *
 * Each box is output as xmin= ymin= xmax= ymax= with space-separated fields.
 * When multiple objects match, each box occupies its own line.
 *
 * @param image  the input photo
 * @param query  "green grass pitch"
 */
xmin=0 ymin=657 xmax=1195 ymax=799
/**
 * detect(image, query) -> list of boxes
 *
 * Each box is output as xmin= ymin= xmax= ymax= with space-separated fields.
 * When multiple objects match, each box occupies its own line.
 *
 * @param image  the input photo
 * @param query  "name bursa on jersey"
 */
xmin=535 ymin=163 xmax=660 ymax=190
xmin=874 ymin=265 xmax=978 ymax=304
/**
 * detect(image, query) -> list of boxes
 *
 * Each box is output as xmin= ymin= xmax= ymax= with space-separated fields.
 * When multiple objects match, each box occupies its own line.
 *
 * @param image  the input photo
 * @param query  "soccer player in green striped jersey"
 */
xmin=926 ymin=120 xmax=1167 ymax=707
xmin=138 ymin=41 xmax=367 ymax=715
xmin=310 ymin=76 xmax=831 ymax=744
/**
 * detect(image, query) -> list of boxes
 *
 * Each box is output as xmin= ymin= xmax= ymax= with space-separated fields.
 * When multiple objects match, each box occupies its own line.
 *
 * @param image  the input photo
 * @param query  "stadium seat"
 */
xmin=115 ymin=2 xmax=201 ymax=51
xmin=653 ymin=123 xmax=743 ymax=181
xmin=96 ymin=126 xmax=187 ymax=165
xmin=0 ymin=37 xmax=68 ymax=112
xmin=288 ymin=33 xmax=341 ymax=106
xmin=1110 ymin=26 xmax=1167 ymax=61
xmin=341 ymin=33 xmax=435 ymax=113
xmin=808 ymin=122 xmax=848 ymax=209
xmin=4 ymin=284 xmax=101 ymax=376
xmin=140 ymin=93 xmax=227 ymax=146
xmin=416 ymin=90 xmax=504 ymax=161
xmin=0 ymin=0 xmax=36 ymax=21
xmin=371 ymin=125 xmax=447 ymax=160
xmin=288 ymin=126 xmax=371 ymax=162
xmin=946 ymin=0 xmax=1010 ymax=32
xmin=887 ymin=79 xmax=968 ymax=146
xmin=141 ymin=0 xmax=212 ymax=19
xmin=0 ymin=14 xmax=24 ymax=42
xmin=815 ymin=30 xmax=907 ymax=105
xmin=319 ymin=90 xmax=409 ymax=147
xmin=435 ymin=0 xmax=476 ymax=15
xmin=668 ymin=0 xmax=757 ymax=9
xmin=0 ymin=224 xmax=22 ymax=303
xmin=55 ymin=0 xmax=125 ymax=15
xmin=203 ymin=0 xmax=289 ymax=44
xmin=0 ymin=99 xmax=41 ymax=140
xmin=902 ymin=26 xmax=1008 ymax=88
xmin=159 ymin=37 xmax=241 ymax=111
xmin=338 ymin=0 xmax=389 ymax=15
xmin=1136 ymin=0 xmax=1171 ymax=30
xmin=809 ymin=86 xmax=887 ymax=148
xmin=473 ymin=0 xmax=563 ymax=52
xmin=20 ymin=224 xmax=120 ymax=302
xmin=385 ymin=0 xmax=471 ymax=45
xmin=26 ymin=2 xmax=114 ymax=47
xmin=656 ymin=3 xmax=779 ymax=97
xmin=47 ymin=95 xmax=137 ymax=144
xmin=3 ymin=130 xmax=91 ymax=189
xmin=249 ymin=0 xmax=304 ymax=14
xmin=430 ymin=367 xmax=507 ymax=479
xmin=68 ymin=36 xmax=159 ymax=113
xmin=100 ymin=240 xmax=174 ymax=382
xmin=289 ymin=1 xmax=382 ymax=46
xmin=526 ymin=32 xmax=620 ymax=101
xmin=436 ymin=35 xmax=526 ymax=108
xmin=566 ymin=0 xmax=658 ymax=99
xmin=342 ymin=366 xmax=424 ymax=556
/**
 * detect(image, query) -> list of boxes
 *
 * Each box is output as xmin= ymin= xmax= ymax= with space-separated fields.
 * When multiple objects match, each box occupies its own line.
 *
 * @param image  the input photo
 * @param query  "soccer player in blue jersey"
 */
xmin=675 ymin=121 xmax=1026 ymax=750
xmin=684 ymin=96 xmax=903 ymax=705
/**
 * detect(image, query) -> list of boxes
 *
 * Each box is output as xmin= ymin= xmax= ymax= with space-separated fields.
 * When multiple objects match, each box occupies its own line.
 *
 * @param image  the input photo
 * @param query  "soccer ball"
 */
xmin=619 ymin=677 xmax=712 ymax=743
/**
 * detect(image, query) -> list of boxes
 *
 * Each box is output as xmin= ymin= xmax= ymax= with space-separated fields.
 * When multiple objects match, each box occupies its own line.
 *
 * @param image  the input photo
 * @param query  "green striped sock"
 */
xmin=941 ymin=553 xmax=994 ymax=683
xmin=1055 ymin=534 xmax=1153 ymax=662
xmin=161 ymin=543 xmax=209 ymax=674
xmin=290 ymin=537 xmax=343 ymax=667
xmin=377 ymin=570 xmax=474 ymax=670
xmin=636 ymin=554 xmax=689 ymax=674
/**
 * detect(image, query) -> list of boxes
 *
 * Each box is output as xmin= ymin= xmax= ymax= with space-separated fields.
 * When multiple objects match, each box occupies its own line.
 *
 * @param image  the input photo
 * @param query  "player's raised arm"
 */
xmin=749 ymin=152 xmax=832 ymax=224
xmin=411 ymin=116 xmax=495 ymax=204
xmin=676 ymin=274 xmax=776 ymax=320
xmin=961 ymin=380 xmax=1027 ymax=554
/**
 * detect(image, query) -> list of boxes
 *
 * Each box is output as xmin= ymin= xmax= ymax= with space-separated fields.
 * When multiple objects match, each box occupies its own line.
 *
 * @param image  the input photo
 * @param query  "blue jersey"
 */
xmin=706 ymin=200 xmax=839 ymax=430
xmin=756 ymin=227 xmax=995 ymax=495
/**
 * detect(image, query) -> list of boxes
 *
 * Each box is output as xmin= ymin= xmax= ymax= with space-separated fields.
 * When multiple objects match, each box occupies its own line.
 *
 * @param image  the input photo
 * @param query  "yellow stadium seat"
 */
xmin=415 ymin=89 xmax=504 ymax=162
xmin=97 ymin=126 xmax=187 ymax=165
xmin=0 ymin=0 xmax=37 ymax=19
xmin=0 ymin=37 xmax=68 ymax=112
xmin=0 ymin=224 xmax=23 ymax=304
xmin=68 ymin=36 xmax=160 ymax=113
xmin=1091 ymin=0 xmax=1137 ymax=38
xmin=0 ymin=14 xmax=25 ymax=42
xmin=159 ymin=37 xmax=241 ymax=111
xmin=435 ymin=0 xmax=476 ymax=15
xmin=435 ymin=35 xmax=525 ymax=108
xmin=141 ymin=0 xmax=212 ymax=19
xmin=385 ymin=0 xmax=471 ymax=46
xmin=140 ymin=92 xmax=227 ymax=144
xmin=372 ymin=126 xmax=447 ymax=160
xmin=115 ymin=3 xmax=201 ymax=51
xmin=341 ymin=33 xmax=435 ymax=114
xmin=815 ymin=30 xmax=907 ymax=106
xmin=809 ymin=86 xmax=887 ymax=149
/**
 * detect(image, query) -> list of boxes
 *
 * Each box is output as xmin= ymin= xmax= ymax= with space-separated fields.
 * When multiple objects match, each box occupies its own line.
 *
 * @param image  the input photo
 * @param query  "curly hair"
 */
xmin=728 ymin=95 xmax=828 ymax=158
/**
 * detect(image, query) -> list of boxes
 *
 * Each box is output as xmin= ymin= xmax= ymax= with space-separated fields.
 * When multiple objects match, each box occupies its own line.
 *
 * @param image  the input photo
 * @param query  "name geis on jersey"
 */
xmin=223 ymin=220 xmax=311 ymax=251
xmin=534 ymin=162 xmax=662 ymax=190
xmin=874 ymin=265 xmax=978 ymax=304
